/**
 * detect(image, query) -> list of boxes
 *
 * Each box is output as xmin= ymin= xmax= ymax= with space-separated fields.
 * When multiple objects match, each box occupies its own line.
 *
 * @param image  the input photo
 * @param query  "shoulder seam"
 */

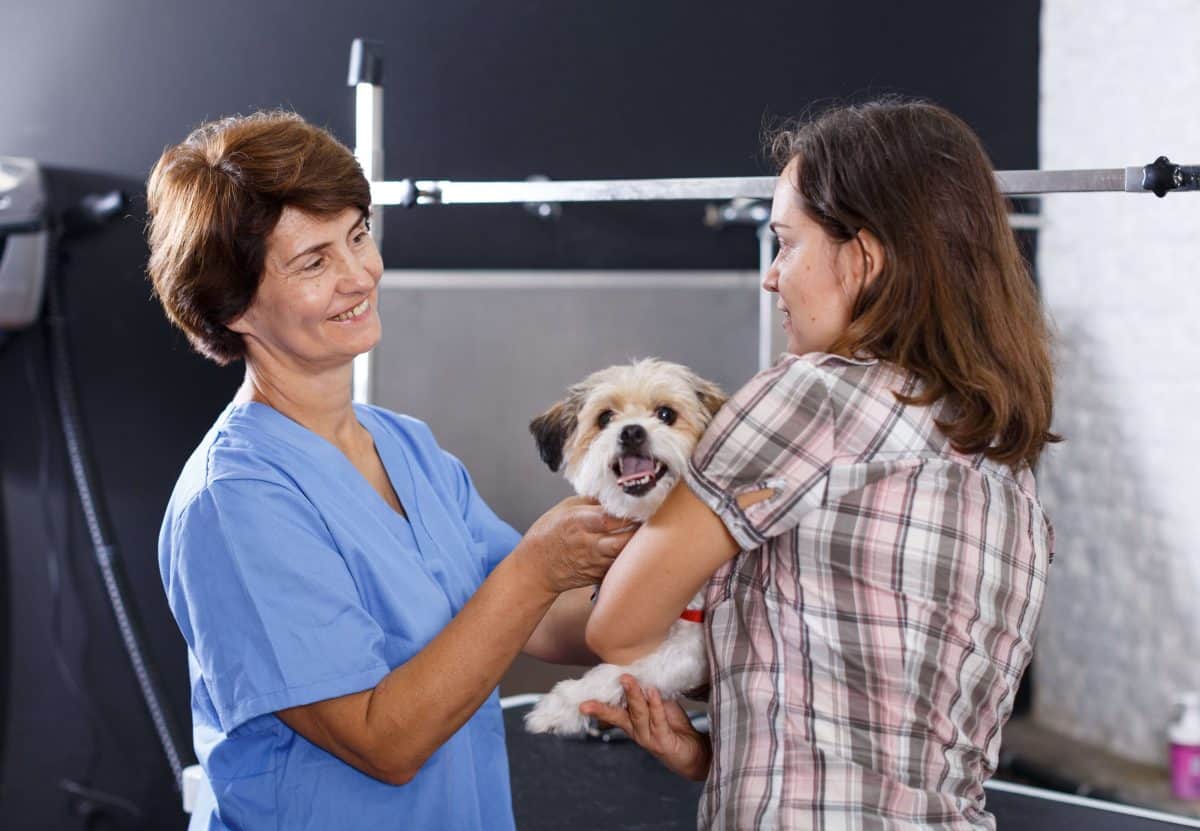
xmin=169 ymin=475 xmax=325 ymax=555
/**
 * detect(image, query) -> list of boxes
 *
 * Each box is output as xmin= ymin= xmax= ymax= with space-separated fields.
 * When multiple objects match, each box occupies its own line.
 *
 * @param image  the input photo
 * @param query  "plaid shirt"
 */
xmin=685 ymin=353 xmax=1052 ymax=830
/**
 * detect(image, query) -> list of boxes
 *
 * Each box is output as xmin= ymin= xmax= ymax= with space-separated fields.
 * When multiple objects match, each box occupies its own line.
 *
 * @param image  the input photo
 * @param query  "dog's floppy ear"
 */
xmin=529 ymin=390 xmax=583 ymax=472
xmin=692 ymin=375 xmax=727 ymax=422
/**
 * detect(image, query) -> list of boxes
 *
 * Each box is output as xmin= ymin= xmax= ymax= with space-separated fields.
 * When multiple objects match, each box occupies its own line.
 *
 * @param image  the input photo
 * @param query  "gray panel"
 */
xmin=373 ymin=272 xmax=759 ymax=532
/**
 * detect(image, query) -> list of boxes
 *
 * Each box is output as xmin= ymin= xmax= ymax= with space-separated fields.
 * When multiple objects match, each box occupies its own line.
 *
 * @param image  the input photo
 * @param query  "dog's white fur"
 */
xmin=524 ymin=358 xmax=725 ymax=736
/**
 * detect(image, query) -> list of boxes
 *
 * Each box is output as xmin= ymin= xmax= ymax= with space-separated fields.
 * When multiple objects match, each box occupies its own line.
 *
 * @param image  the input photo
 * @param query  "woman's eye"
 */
xmin=304 ymin=257 xmax=326 ymax=272
xmin=597 ymin=410 xmax=614 ymax=429
xmin=655 ymin=406 xmax=676 ymax=425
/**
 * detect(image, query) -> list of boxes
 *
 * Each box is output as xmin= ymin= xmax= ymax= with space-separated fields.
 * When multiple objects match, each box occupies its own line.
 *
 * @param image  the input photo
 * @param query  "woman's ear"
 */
xmin=225 ymin=310 xmax=253 ymax=336
xmin=855 ymin=228 xmax=886 ymax=287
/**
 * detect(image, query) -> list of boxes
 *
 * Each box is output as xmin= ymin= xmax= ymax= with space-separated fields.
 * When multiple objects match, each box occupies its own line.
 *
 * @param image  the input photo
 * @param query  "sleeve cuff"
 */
xmin=218 ymin=662 xmax=392 ymax=734
xmin=683 ymin=462 xmax=767 ymax=552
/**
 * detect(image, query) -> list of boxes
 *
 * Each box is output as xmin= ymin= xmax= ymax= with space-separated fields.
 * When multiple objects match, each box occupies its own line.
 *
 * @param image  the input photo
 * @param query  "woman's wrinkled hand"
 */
xmin=520 ymin=496 xmax=637 ymax=594
xmin=580 ymin=675 xmax=712 ymax=782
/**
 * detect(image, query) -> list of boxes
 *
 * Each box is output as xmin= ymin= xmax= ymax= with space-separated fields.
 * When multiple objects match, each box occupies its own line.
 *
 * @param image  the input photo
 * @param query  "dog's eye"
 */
xmin=597 ymin=410 xmax=614 ymax=429
xmin=655 ymin=406 xmax=677 ymax=425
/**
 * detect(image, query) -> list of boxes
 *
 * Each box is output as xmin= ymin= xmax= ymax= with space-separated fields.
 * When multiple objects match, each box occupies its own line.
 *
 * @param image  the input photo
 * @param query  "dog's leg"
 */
xmin=524 ymin=663 xmax=627 ymax=736
xmin=524 ymin=625 xmax=709 ymax=736
xmin=623 ymin=625 xmax=707 ymax=698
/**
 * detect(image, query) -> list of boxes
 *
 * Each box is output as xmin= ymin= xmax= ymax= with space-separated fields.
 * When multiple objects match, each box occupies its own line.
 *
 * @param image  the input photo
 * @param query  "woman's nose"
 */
xmin=762 ymin=267 xmax=779 ymax=293
xmin=340 ymin=252 xmax=379 ymax=293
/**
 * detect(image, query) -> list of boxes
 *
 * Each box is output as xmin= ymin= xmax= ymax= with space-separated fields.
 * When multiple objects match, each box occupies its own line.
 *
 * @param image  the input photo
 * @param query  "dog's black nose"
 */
xmin=619 ymin=424 xmax=647 ymax=448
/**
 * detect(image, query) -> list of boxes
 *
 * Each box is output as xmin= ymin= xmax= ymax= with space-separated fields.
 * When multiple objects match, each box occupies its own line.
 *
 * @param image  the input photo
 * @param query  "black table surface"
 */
xmin=503 ymin=705 xmax=1198 ymax=830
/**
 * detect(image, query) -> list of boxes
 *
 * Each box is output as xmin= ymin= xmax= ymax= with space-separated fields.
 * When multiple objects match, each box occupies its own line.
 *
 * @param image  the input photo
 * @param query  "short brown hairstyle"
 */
xmin=146 ymin=110 xmax=370 ymax=364
xmin=769 ymin=98 xmax=1059 ymax=468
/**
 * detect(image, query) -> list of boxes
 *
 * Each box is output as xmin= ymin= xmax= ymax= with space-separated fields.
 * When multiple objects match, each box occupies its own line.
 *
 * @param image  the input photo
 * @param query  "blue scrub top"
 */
xmin=159 ymin=402 xmax=522 ymax=830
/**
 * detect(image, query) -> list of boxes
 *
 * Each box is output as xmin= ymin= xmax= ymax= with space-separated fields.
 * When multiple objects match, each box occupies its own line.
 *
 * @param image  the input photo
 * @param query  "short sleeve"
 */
xmin=685 ymin=357 xmax=835 ymax=549
xmin=441 ymin=449 xmax=522 ymax=576
xmin=168 ymin=478 xmax=391 ymax=733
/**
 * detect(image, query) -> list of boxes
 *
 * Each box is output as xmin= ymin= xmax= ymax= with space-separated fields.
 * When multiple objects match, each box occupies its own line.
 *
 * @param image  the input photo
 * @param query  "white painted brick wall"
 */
xmin=1036 ymin=0 xmax=1200 ymax=766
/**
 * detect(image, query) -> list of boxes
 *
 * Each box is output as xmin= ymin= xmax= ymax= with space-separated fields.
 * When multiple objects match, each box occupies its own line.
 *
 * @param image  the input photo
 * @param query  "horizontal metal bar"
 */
xmin=371 ymin=177 xmax=775 ymax=205
xmin=370 ymin=164 xmax=1198 ymax=207
xmin=378 ymin=270 xmax=760 ymax=291
xmin=995 ymin=168 xmax=1132 ymax=195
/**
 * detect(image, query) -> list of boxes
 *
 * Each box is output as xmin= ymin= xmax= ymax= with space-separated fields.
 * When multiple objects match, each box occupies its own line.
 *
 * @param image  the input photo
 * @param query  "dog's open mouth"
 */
xmin=612 ymin=454 xmax=669 ymax=496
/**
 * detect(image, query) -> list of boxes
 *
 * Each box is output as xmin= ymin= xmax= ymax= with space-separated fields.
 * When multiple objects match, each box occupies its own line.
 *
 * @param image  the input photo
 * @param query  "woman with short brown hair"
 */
xmin=149 ymin=111 xmax=631 ymax=830
xmin=584 ymin=99 xmax=1057 ymax=830
xmin=148 ymin=111 xmax=375 ymax=366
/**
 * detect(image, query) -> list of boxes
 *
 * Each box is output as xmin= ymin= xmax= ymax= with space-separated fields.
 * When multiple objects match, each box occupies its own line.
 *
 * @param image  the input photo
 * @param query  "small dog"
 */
xmin=524 ymin=358 xmax=726 ymax=736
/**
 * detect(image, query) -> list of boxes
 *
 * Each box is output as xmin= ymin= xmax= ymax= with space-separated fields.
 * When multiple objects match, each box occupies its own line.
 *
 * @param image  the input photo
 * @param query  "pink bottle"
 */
xmin=1169 ymin=692 xmax=1200 ymax=800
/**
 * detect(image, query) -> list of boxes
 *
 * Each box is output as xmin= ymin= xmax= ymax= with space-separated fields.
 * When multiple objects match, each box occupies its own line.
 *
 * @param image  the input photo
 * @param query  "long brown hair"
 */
xmin=146 ymin=110 xmax=370 ymax=365
xmin=769 ymin=98 xmax=1059 ymax=468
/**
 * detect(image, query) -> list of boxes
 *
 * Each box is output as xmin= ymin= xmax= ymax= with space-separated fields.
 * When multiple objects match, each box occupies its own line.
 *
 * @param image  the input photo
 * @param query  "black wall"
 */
xmin=0 ymin=2 xmax=1040 ymax=828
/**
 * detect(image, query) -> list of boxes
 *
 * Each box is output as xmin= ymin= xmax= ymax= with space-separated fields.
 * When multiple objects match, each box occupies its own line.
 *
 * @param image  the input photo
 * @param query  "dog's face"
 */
xmin=531 ymin=359 xmax=726 ymax=521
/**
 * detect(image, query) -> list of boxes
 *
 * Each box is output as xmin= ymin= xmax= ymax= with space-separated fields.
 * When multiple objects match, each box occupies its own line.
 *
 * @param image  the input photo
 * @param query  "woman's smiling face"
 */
xmin=230 ymin=205 xmax=383 ymax=370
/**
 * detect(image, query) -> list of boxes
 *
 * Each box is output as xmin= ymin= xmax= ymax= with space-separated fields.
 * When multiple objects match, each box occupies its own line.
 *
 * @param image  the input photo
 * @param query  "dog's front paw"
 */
xmin=524 ymin=681 xmax=591 ymax=737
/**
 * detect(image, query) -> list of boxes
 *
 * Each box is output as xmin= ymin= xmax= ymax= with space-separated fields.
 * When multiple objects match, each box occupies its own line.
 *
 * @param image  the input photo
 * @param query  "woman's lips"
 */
xmin=330 ymin=297 xmax=370 ymax=322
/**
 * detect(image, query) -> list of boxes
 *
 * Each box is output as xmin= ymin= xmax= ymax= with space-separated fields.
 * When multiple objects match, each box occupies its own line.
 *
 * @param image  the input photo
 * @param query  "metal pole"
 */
xmin=757 ymin=223 xmax=776 ymax=372
xmin=349 ymin=39 xmax=384 ymax=405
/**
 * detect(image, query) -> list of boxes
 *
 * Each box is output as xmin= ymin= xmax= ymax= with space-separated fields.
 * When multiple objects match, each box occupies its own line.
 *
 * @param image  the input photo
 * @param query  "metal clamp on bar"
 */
xmin=704 ymin=198 xmax=771 ymax=229
xmin=523 ymin=175 xmax=562 ymax=221
xmin=347 ymin=38 xmax=383 ymax=86
xmin=373 ymin=179 xmax=441 ymax=207
xmin=1134 ymin=156 xmax=1200 ymax=197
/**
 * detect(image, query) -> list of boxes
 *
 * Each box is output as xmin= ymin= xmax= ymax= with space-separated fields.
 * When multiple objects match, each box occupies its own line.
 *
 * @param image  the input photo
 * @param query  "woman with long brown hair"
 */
xmin=584 ymin=99 xmax=1057 ymax=829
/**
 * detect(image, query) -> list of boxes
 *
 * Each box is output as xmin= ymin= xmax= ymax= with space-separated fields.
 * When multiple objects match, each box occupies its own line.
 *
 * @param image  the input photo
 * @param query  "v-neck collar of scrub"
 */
xmin=225 ymin=401 xmax=412 ymax=525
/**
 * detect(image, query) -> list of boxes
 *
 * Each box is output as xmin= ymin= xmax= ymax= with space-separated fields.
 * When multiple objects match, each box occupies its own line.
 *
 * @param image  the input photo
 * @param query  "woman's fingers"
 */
xmin=525 ymin=498 xmax=642 ymax=591
xmin=661 ymin=697 xmax=697 ymax=732
xmin=569 ymin=499 xmax=640 ymax=536
xmin=599 ymin=526 xmax=637 ymax=555
xmin=646 ymin=687 xmax=676 ymax=743
xmin=578 ymin=677 xmax=650 ymax=741
xmin=582 ymin=681 xmax=711 ymax=781
xmin=620 ymin=676 xmax=653 ymax=745
xmin=578 ymin=699 xmax=631 ymax=734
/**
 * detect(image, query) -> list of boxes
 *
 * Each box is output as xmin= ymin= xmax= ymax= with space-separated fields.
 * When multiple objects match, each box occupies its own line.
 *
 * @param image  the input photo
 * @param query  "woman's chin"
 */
xmin=341 ymin=318 xmax=382 ymax=355
xmin=358 ymin=323 xmax=383 ymax=353
xmin=318 ymin=328 xmax=382 ymax=367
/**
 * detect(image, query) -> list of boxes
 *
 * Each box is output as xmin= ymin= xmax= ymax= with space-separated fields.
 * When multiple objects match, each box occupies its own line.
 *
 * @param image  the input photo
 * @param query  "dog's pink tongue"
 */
xmin=618 ymin=455 xmax=656 ymax=483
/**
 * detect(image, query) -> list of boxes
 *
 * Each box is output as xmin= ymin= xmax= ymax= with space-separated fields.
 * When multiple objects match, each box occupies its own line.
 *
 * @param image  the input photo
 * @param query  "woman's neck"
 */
xmin=233 ymin=356 xmax=361 ymax=450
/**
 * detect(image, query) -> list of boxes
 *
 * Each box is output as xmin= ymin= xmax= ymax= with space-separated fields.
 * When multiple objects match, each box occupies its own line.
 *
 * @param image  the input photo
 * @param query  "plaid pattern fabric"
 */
xmin=685 ymin=353 xmax=1053 ymax=830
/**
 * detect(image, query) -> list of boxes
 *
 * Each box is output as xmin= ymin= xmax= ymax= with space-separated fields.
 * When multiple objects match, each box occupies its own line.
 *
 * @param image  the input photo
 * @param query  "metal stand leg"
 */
xmin=757 ymin=223 xmax=777 ymax=372
xmin=349 ymin=39 xmax=383 ymax=404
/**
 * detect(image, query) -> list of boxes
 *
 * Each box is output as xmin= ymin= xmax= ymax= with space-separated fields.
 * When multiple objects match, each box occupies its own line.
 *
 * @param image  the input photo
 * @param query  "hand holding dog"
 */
xmin=580 ymin=675 xmax=712 ymax=782
xmin=520 ymin=496 xmax=636 ymax=594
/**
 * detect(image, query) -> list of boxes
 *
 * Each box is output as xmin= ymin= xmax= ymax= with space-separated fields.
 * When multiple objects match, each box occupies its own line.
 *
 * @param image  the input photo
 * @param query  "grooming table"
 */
xmin=502 ymin=703 xmax=1200 ymax=830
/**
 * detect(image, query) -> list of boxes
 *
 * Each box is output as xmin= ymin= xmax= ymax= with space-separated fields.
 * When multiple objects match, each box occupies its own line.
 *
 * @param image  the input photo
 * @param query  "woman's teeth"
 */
xmin=331 ymin=298 xmax=369 ymax=322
